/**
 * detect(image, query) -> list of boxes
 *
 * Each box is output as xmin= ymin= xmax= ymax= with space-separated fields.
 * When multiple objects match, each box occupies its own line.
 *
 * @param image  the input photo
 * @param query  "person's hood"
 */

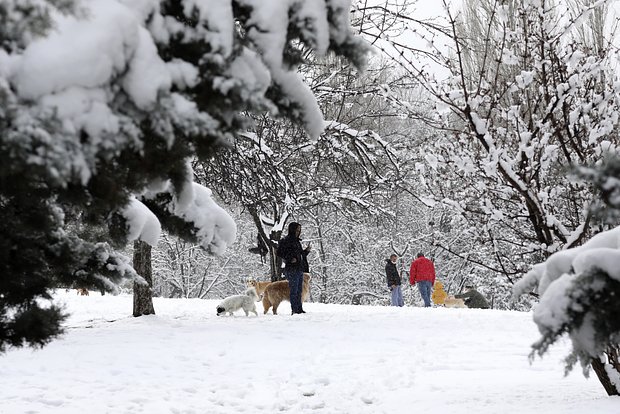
xmin=287 ymin=222 xmax=301 ymax=237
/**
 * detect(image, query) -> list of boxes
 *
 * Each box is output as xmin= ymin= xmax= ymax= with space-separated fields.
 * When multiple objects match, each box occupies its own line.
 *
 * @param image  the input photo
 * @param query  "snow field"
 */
xmin=0 ymin=291 xmax=618 ymax=413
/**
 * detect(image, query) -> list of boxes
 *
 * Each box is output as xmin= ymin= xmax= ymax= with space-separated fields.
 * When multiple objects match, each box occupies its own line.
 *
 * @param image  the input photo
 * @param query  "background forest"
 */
xmin=147 ymin=0 xmax=620 ymax=312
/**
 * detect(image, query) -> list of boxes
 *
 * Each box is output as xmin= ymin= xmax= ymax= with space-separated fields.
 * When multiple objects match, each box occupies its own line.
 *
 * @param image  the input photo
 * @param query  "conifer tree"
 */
xmin=515 ymin=157 xmax=620 ymax=396
xmin=0 ymin=0 xmax=369 ymax=352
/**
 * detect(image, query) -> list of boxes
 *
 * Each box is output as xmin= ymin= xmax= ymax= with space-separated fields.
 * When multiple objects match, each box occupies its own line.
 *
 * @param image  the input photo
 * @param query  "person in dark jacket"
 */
xmin=385 ymin=254 xmax=403 ymax=307
xmin=454 ymin=285 xmax=490 ymax=309
xmin=277 ymin=222 xmax=311 ymax=314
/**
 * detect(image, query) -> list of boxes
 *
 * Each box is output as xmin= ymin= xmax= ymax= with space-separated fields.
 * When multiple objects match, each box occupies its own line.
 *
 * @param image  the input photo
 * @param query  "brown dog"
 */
xmin=246 ymin=278 xmax=271 ymax=297
xmin=262 ymin=273 xmax=311 ymax=315
xmin=76 ymin=288 xmax=89 ymax=296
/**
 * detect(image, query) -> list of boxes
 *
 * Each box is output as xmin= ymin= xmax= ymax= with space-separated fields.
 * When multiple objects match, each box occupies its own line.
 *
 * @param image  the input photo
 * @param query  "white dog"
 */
xmin=444 ymin=296 xmax=467 ymax=308
xmin=216 ymin=287 xmax=260 ymax=316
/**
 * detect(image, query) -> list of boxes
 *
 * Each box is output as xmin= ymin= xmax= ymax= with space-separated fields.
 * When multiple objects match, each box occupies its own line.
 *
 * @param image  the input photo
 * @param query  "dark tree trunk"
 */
xmin=246 ymin=206 xmax=283 ymax=282
xmin=316 ymin=222 xmax=328 ymax=304
xmin=268 ymin=240 xmax=285 ymax=282
xmin=591 ymin=346 xmax=620 ymax=396
xmin=132 ymin=240 xmax=155 ymax=317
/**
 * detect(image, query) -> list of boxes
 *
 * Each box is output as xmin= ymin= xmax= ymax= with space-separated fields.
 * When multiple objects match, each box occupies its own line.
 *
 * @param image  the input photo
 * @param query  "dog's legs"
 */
xmin=262 ymin=297 xmax=271 ymax=314
xmin=272 ymin=300 xmax=280 ymax=315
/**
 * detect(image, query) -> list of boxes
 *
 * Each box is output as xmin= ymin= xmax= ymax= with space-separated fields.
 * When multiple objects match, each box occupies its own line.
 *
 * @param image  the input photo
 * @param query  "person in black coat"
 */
xmin=385 ymin=254 xmax=403 ymax=307
xmin=277 ymin=222 xmax=311 ymax=314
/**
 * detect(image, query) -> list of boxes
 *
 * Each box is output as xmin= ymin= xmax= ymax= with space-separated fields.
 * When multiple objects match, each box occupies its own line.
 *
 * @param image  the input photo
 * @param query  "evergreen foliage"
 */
xmin=0 ymin=0 xmax=369 ymax=351
xmin=531 ymin=268 xmax=620 ymax=369
xmin=516 ymin=156 xmax=620 ymax=395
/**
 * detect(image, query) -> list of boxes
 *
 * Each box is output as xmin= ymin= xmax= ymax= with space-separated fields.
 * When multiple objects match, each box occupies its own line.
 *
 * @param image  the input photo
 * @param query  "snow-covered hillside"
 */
xmin=1 ymin=291 xmax=617 ymax=413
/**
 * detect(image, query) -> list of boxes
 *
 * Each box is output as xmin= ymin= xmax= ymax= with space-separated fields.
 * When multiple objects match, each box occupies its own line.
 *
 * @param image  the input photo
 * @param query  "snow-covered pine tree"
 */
xmin=0 ymin=0 xmax=370 ymax=351
xmin=0 ymin=0 xmax=135 ymax=352
xmin=514 ymin=156 xmax=620 ymax=396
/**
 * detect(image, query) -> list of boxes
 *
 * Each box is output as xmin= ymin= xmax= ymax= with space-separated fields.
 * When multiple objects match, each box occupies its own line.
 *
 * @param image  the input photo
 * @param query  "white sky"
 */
xmin=1 ymin=290 xmax=617 ymax=413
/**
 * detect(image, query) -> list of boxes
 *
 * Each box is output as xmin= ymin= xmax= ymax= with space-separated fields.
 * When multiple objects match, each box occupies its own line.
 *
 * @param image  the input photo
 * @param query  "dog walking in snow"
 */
xmin=216 ymin=287 xmax=260 ymax=316
xmin=262 ymin=273 xmax=312 ymax=315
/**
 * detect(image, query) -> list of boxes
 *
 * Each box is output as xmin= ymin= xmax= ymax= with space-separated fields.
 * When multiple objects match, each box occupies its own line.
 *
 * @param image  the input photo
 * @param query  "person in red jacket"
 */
xmin=409 ymin=252 xmax=436 ymax=307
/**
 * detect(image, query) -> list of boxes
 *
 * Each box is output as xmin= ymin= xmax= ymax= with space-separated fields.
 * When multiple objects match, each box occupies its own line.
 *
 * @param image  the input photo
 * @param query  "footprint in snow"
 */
xmin=361 ymin=396 xmax=373 ymax=404
xmin=302 ymin=388 xmax=315 ymax=397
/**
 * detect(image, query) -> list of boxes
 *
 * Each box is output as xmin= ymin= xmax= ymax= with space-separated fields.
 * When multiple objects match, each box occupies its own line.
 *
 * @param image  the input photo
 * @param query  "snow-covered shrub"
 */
xmin=514 ymin=157 xmax=620 ymax=396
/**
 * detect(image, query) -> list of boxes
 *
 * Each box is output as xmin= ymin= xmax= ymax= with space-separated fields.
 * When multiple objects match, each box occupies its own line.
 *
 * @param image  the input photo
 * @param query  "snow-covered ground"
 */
xmin=1 ymin=291 xmax=618 ymax=413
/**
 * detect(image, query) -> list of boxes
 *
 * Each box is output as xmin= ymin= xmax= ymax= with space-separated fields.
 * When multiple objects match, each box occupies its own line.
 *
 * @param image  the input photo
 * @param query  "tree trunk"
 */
xmin=590 ymin=346 xmax=620 ymax=396
xmin=316 ymin=222 xmax=329 ymax=304
xmin=268 ymin=243 xmax=281 ymax=282
xmin=133 ymin=240 xmax=155 ymax=317
xmin=268 ymin=229 xmax=284 ymax=282
xmin=246 ymin=206 xmax=283 ymax=282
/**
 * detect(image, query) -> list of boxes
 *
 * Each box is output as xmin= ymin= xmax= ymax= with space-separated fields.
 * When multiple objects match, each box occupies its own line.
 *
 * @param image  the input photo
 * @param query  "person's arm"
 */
xmin=454 ymin=291 xmax=473 ymax=300
xmin=295 ymin=241 xmax=308 ymax=263
xmin=301 ymin=247 xmax=310 ymax=262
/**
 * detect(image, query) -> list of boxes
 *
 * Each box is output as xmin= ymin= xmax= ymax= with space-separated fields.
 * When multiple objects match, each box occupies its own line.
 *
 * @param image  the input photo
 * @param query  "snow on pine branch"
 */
xmin=8 ymin=0 xmax=370 ymax=173
xmin=515 ymin=226 xmax=620 ymax=297
xmin=178 ymin=183 xmax=237 ymax=255
xmin=141 ymin=179 xmax=238 ymax=255
xmin=121 ymin=197 xmax=162 ymax=247
xmin=14 ymin=0 xmax=169 ymax=107
xmin=118 ymin=176 xmax=237 ymax=254
xmin=514 ymin=226 xmax=620 ymax=372
xmin=4 ymin=0 xmax=368 ymax=246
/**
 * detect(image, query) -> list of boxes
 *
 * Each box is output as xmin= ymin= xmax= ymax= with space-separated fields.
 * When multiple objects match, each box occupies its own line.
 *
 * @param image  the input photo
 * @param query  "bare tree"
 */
xmin=196 ymin=58 xmax=406 ymax=282
xmin=151 ymin=233 xmax=242 ymax=299
xmin=360 ymin=0 xmax=620 ymax=280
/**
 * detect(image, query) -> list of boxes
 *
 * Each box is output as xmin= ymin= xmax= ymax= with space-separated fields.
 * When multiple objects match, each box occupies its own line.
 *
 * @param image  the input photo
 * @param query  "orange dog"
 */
xmin=262 ymin=273 xmax=311 ymax=315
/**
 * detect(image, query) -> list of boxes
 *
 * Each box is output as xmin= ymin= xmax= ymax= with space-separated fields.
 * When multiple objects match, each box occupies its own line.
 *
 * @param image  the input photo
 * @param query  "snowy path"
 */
xmin=0 ymin=292 xmax=617 ymax=413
